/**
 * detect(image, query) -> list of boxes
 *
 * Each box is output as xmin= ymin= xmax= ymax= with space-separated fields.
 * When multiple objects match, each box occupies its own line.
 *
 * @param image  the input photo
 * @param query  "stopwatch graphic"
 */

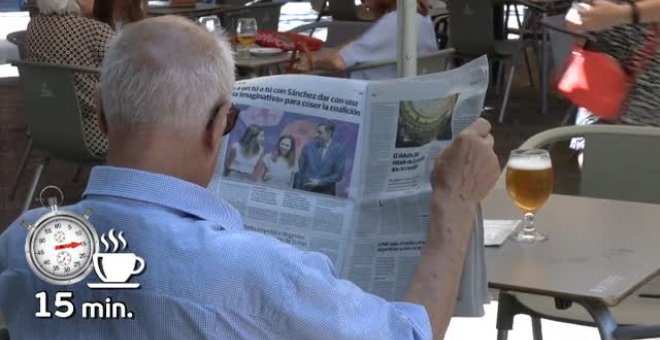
xmin=22 ymin=186 xmax=99 ymax=285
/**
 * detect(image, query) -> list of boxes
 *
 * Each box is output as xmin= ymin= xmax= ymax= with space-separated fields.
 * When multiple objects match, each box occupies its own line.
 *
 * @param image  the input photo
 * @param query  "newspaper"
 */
xmin=209 ymin=56 xmax=490 ymax=316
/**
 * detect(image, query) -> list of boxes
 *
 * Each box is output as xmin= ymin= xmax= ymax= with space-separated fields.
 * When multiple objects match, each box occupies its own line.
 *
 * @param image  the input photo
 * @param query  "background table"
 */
xmin=483 ymin=188 xmax=660 ymax=339
xmin=235 ymin=52 xmax=292 ymax=78
xmin=148 ymin=2 xmax=235 ymax=18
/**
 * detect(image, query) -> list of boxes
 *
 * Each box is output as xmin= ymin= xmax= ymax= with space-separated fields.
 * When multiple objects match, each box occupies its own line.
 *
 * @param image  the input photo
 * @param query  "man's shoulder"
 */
xmin=0 ymin=208 xmax=51 ymax=270
xmin=370 ymin=11 xmax=398 ymax=30
xmin=2 ymin=208 xmax=50 ymax=238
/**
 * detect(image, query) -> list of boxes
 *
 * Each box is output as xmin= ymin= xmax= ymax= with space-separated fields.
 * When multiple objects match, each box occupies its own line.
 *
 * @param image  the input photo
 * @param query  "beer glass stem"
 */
xmin=522 ymin=212 xmax=535 ymax=234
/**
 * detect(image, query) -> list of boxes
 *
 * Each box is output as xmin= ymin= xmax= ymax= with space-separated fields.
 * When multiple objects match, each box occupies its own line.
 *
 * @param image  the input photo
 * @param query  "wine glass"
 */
xmin=236 ymin=17 xmax=258 ymax=58
xmin=505 ymin=149 xmax=554 ymax=243
xmin=198 ymin=16 xmax=222 ymax=35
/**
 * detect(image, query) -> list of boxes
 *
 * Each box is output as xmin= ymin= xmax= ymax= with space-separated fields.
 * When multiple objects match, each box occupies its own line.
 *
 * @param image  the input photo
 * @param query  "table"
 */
xmin=235 ymin=51 xmax=292 ymax=78
xmin=483 ymin=189 xmax=660 ymax=340
xmin=147 ymin=1 xmax=235 ymax=18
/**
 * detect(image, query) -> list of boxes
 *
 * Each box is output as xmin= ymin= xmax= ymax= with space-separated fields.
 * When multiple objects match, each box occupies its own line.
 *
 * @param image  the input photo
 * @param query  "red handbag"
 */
xmin=256 ymin=31 xmax=324 ymax=72
xmin=557 ymin=24 xmax=658 ymax=121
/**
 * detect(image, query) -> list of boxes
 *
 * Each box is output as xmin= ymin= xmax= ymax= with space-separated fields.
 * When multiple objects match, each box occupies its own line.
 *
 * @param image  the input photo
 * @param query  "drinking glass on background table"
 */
xmin=199 ymin=16 xmax=222 ymax=34
xmin=236 ymin=17 xmax=258 ymax=58
xmin=505 ymin=149 xmax=554 ymax=243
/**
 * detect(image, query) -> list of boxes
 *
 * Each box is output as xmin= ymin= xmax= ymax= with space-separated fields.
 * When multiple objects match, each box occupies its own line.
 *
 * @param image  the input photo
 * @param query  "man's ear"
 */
xmin=205 ymin=103 xmax=227 ymax=151
xmin=95 ymin=85 xmax=108 ymax=136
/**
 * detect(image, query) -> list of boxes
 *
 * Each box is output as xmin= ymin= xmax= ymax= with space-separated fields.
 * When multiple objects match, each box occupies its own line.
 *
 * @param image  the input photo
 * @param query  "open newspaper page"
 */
xmin=342 ymin=57 xmax=491 ymax=316
xmin=209 ymin=75 xmax=367 ymax=269
xmin=209 ymin=57 xmax=491 ymax=317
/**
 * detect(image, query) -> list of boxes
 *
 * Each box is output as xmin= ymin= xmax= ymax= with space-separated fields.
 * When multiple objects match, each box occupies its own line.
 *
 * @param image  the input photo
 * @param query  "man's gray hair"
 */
xmin=100 ymin=16 xmax=235 ymax=129
xmin=37 ymin=0 xmax=80 ymax=15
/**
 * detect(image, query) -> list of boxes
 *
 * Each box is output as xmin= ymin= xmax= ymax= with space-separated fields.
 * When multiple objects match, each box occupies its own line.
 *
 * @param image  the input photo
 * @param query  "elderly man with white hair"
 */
xmin=0 ymin=16 xmax=499 ymax=339
xmin=25 ymin=0 xmax=115 ymax=156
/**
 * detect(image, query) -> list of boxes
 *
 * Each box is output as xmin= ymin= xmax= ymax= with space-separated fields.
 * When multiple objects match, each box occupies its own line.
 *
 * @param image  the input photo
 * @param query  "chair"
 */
xmin=446 ymin=0 xmax=533 ymax=123
xmin=6 ymin=31 xmax=27 ymax=60
xmin=346 ymin=48 xmax=455 ymax=75
xmin=6 ymin=31 xmax=31 ymax=201
xmin=496 ymin=124 xmax=660 ymax=340
xmin=220 ymin=1 xmax=284 ymax=32
xmin=308 ymin=48 xmax=455 ymax=78
xmin=9 ymin=60 xmax=105 ymax=212
xmin=288 ymin=21 xmax=372 ymax=48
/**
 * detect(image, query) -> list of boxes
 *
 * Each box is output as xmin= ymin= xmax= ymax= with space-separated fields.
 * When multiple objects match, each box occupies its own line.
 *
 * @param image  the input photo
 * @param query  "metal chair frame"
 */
xmin=9 ymin=60 xmax=105 ymax=212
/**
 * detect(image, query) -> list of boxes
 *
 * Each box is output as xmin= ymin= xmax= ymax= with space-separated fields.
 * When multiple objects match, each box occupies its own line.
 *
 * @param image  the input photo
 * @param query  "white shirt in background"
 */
xmin=339 ymin=11 xmax=438 ymax=80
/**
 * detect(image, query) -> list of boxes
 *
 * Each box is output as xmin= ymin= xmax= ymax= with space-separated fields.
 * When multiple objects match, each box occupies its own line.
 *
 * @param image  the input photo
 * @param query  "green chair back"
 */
xmin=519 ymin=125 xmax=660 ymax=204
xmin=11 ymin=60 xmax=103 ymax=163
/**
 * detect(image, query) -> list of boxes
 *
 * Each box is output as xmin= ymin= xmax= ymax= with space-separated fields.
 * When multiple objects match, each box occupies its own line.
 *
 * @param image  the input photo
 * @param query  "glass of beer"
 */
xmin=506 ymin=149 xmax=554 ymax=243
xmin=236 ymin=17 xmax=258 ymax=58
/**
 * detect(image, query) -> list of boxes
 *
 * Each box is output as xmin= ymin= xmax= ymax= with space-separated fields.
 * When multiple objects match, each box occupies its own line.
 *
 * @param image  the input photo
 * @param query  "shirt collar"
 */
xmin=83 ymin=166 xmax=243 ymax=230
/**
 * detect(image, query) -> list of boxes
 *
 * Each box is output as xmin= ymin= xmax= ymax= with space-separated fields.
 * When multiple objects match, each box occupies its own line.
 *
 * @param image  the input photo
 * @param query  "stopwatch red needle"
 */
xmin=54 ymin=242 xmax=82 ymax=250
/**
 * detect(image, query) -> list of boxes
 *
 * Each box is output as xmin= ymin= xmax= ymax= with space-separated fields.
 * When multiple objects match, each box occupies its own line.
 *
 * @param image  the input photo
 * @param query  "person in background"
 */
xmin=93 ymin=0 xmax=146 ymax=30
xmin=256 ymin=134 xmax=298 ymax=188
xmin=292 ymin=0 xmax=438 ymax=80
xmin=0 ymin=16 xmax=500 ymax=339
xmin=224 ymin=124 xmax=265 ymax=181
xmin=25 ymin=0 xmax=115 ymax=157
xmin=567 ymin=0 xmax=660 ymax=128
xmin=293 ymin=121 xmax=346 ymax=196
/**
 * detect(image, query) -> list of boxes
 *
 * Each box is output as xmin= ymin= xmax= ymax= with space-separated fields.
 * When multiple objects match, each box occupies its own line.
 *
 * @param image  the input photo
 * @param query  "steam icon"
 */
xmin=88 ymin=229 xmax=145 ymax=289
xmin=101 ymin=229 xmax=127 ymax=252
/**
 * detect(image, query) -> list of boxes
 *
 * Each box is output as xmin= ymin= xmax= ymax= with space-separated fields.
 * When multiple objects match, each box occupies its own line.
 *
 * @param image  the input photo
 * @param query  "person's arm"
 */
xmin=637 ymin=0 xmax=660 ymax=22
xmin=313 ymin=49 xmax=348 ymax=71
xmin=94 ymin=22 xmax=116 ymax=65
xmin=405 ymin=118 xmax=499 ymax=339
xmin=224 ymin=145 xmax=236 ymax=177
xmin=317 ymin=146 xmax=345 ymax=185
xmin=292 ymin=48 xmax=347 ymax=73
xmin=293 ymin=14 xmax=392 ymax=72
xmin=575 ymin=0 xmax=660 ymax=32
xmin=293 ymin=146 xmax=307 ymax=189
xmin=253 ymin=157 xmax=268 ymax=182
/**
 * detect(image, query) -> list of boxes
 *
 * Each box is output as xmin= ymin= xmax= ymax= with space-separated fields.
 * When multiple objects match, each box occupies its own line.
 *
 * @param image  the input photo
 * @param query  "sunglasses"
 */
xmin=209 ymin=103 xmax=241 ymax=136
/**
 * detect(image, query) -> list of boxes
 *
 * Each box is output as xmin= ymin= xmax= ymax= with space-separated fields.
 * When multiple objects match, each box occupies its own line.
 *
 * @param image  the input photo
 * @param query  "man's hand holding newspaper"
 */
xmin=406 ymin=118 xmax=499 ymax=339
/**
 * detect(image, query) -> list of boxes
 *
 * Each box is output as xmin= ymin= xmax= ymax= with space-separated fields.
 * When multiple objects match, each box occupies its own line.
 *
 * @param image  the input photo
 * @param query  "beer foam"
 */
xmin=507 ymin=157 xmax=552 ymax=170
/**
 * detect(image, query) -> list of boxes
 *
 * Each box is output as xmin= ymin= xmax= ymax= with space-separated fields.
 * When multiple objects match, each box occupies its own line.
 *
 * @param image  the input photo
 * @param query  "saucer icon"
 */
xmin=87 ymin=229 xmax=145 ymax=289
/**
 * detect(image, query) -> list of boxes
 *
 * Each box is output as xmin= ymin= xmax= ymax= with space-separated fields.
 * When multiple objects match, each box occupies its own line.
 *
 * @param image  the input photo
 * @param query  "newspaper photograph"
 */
xmin=222 ymin=107 xmax=360 ymax=198
xmin=360 ymin=57 xmax=489 ymax=200
xmin=209 ymin=57 xmax=491 ymax=316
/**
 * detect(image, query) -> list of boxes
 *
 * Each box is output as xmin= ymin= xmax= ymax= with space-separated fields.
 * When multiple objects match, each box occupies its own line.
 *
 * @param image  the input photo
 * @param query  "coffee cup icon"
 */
xmin=87 ymin=229 xmax=145 ymax=289
xmin=94 ymin=253 xmax=144 ymax=283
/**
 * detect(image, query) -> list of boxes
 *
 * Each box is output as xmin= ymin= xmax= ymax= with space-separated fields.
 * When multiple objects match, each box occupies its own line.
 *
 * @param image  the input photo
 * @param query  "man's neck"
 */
xmin=105 ymin=127 xmax=212 ymax=187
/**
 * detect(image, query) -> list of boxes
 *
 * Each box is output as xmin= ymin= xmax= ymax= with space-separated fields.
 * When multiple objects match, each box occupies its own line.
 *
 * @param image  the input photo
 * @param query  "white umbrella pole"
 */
xmin=397 ymin=0 xmax=417 ymax=78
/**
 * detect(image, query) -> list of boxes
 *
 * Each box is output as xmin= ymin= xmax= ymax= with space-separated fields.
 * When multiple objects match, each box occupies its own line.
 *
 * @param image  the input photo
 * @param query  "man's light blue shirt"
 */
xmin=0 ymin=166 xmax=430 ymax=339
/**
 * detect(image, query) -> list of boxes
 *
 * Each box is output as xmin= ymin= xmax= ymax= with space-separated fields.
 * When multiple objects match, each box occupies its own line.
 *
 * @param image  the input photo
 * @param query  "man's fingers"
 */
xmin=467 ymin=118 xmax=491 ymax=137
xmin=483 ymin=133 xmax=494 ymax=149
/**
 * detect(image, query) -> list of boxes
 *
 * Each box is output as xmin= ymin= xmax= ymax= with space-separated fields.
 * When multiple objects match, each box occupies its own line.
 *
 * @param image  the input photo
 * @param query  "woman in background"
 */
xmin=257 ymin=135 xmax=298 ymax=188
xmin=25 ymin=0 xmax=115 ymax=157
xmin=93 ymin=0 xmax=146 ymax=30
xmin=566 ymin=0 xmax=660 ymax=163
xmin=568 ymin=0 xmax=660 ymax=127
xmin=224 ymin=125 xmax=265 ymax=181
xmin=292 ymin=0 xmax=438 ymax=80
